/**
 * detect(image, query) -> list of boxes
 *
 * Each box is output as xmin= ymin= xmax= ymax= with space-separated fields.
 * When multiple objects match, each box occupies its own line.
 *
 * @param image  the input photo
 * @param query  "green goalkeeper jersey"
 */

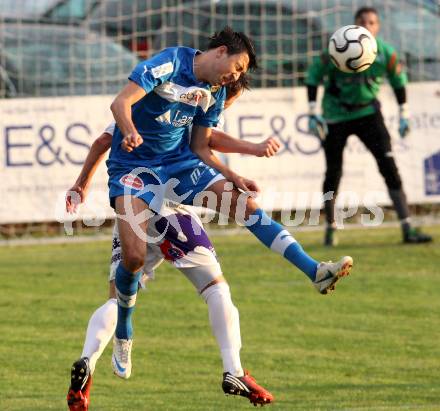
xmin=306 ymin=37 xmax=407 ymax=123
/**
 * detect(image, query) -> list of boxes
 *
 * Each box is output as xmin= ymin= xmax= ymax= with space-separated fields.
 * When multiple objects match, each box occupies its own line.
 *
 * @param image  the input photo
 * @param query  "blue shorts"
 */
xmin=108 ymin=148 xmax=224 ymax=210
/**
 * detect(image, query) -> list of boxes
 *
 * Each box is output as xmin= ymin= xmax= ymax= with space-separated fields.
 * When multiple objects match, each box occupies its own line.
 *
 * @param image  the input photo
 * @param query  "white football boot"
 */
xmin=112 ymin=337 xmax=133 ymax=379
xmin=314 ymin=256 xmax=353 ymax=294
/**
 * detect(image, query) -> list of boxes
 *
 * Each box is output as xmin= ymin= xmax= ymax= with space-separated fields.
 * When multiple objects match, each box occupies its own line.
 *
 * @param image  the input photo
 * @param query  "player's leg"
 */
xmin=185 ymin=270 xmax=245 ymax=376
xmin=357 ymin=112 xmax=432 ymax=243
xmin=67 ymin=221 xmax=155 ymax=410
xmin=202 ymin=181 xmax=353 ymax=294
xmin=155 ymin=208 xmax=273 ymax=405
xmin=185 ymin=271 xmax=275 ymax=406
xmin=107 ymin=161 xmax=169 ymax=377
xmin=67 ymin=224 xmax=122 ymax=411
xmin=112 ymin=195 xmax=150 ymax=378
xmin=67 ymin=283 xmax=117 ymax=411
xmin=197 ymin=275 xmax=274 ymax=406
xmin=82 ymin=283 xmax=118 ymax=373
xmin=322 ymin=121 xmax=351 ymax=246
xmin=172 ymin=151 xmax=352 ymax=294
xmin=151 ymin=209 xmax=244 ymax=376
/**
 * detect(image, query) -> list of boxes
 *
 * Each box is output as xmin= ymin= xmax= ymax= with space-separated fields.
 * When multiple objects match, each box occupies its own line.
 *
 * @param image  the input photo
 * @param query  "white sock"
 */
xmin=201 ymin=282 xmax=244 ymax=377
xmin=81 ymin=298 xmax=117 ymax=374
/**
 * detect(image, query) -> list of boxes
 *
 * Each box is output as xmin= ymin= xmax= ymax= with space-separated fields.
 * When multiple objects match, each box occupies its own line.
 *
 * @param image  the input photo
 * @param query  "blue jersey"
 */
xmin=108 ymin=47 xmax=226 ymax=168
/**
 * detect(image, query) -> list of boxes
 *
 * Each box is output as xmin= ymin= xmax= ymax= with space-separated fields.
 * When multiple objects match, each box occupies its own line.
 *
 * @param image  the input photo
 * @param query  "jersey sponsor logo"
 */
xmin=179 ymin=90 xmax=207 ymax=105
xmin=160 ymin=239 xmax=185 ymax=261
xmin=151 ymin=62 xmax=174 ymax=78
xmin=119 ymin=174 xmax=144 ymax=190
xmin=154 ymin=81 xmax=213 ymax=112
xmin=171 ymin=110 xmax=194 ymax=127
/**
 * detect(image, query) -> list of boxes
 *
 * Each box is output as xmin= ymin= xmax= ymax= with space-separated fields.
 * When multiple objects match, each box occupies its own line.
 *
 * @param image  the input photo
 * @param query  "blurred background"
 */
xmin=0 ymin=0 xmax=439 ymax=97
xmin=1 ymin=5 xmax=439 ymax=410
xmin=0 ymin=0 xmax=439 ymax=236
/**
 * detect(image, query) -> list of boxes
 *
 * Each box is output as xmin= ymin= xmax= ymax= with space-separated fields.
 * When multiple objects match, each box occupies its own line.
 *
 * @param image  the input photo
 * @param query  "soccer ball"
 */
xmin=328 ymin=25 xmax=377 ymax=73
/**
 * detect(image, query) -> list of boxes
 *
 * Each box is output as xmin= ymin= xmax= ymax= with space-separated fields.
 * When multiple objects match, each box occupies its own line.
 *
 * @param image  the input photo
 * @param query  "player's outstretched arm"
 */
xmin=110 ymin=81 xmax=146 ymax=152
xmin=386 ymin=49 xmax=410 ymax=138
xmin=65 ymin=133 xmax=112 ymax=213
xmin=191 ymin=125 xmax=259 ymax=194
xmin=210 ymin=129 xmax=280 ymax=157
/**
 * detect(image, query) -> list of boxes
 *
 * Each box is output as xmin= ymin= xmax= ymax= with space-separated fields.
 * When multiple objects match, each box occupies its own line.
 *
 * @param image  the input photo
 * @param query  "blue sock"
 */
xmin=245 ymin=208 xmax=318 ymax=280
xmin=115 ymin=263 xmax=142 ymax=339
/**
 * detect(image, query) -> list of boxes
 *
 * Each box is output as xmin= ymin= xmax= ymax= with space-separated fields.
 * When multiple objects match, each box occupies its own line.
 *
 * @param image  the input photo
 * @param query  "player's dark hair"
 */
xmin=226 ymin=73 xmax=250 ymax=99
xmin=208 ymin=26 xmax=258 ymax=71
xmin=354 ymin=6 xmax=379 ymax=21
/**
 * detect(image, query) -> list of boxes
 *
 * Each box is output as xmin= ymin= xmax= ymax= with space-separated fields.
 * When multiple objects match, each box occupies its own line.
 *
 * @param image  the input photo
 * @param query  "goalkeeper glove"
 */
xmin=398 ymin=103 xmax=410 ymax=138
xmin=308 ymin=102 xmax=328 ymax=141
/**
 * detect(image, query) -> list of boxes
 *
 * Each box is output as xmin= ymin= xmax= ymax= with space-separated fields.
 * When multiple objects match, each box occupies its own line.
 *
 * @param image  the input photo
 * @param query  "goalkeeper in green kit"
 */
xmin=306 ymin=6 xmax=432 ymax=246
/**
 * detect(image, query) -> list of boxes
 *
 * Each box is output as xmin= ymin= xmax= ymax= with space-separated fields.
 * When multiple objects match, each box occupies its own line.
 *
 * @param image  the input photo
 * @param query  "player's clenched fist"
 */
xmin=121 ymin=132 xmax=143 ymax=152
xmin=255 ymin=137 xmax=281 ymax=157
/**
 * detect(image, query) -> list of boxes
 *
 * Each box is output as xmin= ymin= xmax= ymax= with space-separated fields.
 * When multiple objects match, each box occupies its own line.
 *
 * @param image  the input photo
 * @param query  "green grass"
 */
xmin=1 ymin=226 xmax=440 ymax=411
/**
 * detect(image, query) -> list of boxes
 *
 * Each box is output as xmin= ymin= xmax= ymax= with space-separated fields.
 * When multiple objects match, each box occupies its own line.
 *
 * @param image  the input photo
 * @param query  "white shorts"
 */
xmin=109 ymin=205 xmax=222 ymax=291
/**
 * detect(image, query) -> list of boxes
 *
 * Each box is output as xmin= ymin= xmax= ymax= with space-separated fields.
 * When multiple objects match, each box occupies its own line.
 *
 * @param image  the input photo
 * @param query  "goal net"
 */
xmin=0 ymin=0 xmax=439 ymax=97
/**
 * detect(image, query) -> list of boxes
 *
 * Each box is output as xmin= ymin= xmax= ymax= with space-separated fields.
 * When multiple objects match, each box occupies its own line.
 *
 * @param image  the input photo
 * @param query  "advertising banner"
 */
xmin=1 ymin=83 xmax=439 ymax=224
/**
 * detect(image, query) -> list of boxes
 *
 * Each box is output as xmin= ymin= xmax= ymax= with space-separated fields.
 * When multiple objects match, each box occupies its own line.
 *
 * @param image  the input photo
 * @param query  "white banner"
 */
xmin=0 ymin=83 xmax=439 ymax=224
xmin=223 ymin=81 xmax=440 ymax=210
xmin=0 ymin=95 xmax=115 ymax=224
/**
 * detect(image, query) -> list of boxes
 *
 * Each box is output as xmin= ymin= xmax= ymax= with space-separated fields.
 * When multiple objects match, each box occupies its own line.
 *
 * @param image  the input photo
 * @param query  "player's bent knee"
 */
xmin=229 ymin=191 xmax=258 ymax=221
xmin=122 ymin=252 xmax=145 ymax=273
xmin=122 ymin=246 xmax=146 ymax=272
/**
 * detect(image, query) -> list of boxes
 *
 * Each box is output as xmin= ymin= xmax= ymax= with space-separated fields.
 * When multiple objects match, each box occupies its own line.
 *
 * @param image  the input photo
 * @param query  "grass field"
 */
xmin=1 ymin=225 xmax=440 ymax=411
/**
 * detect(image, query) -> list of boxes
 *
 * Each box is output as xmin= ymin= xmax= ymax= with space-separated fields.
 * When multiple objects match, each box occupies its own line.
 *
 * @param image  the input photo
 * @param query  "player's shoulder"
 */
xmin=157 ymin=47 xmax=200 ymax=78
xmin=132 ymin=47 xmax=180 ymax=79
xmin=376 ymin=37 xmax=396 ymax=57
xmin=176 ymin=46 xmax=198 ymax=55
xmin=173 ymin=46 xmax=199 ymax=64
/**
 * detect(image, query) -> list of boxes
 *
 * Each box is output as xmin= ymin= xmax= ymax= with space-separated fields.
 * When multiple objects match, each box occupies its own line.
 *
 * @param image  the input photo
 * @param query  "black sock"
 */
xmin=388 ymin=189 xmax=410 ymax=222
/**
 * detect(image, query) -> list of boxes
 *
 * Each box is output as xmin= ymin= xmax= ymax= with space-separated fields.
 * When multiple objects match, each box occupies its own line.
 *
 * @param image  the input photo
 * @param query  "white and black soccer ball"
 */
xmin=328 ymin=25 xmax=377 ymax=73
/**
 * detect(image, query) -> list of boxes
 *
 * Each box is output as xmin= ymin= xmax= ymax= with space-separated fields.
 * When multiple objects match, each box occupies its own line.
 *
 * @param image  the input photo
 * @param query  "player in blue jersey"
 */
xmin=66 ymin=78 xmax=278 ymax=410
xmin=108 ymin=27 xmax=353 ymax=380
